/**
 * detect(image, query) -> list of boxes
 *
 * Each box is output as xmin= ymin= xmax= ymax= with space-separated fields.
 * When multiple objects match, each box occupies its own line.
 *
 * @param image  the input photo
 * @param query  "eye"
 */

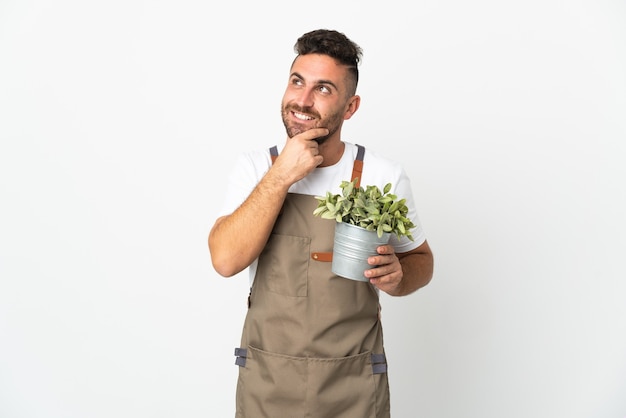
xmin=317 ymin=85 xmax=331 ymax=94
xmin=291 ymin=77 xmax=304 ymax=86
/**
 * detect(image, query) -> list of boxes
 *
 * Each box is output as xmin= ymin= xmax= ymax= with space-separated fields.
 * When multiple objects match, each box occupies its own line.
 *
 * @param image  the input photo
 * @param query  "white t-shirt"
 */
xmin=218 ymin=142 xmax=427 ymax=283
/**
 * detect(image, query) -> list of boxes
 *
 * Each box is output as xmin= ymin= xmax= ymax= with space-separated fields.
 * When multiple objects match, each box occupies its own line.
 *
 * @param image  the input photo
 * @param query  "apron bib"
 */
xmin=234 ymin=146 xmax=390 ymax=418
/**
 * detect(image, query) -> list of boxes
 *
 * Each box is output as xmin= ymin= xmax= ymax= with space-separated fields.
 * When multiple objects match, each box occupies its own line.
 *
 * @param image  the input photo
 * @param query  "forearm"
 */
xmin=209 ymin=130 xmax=328 ymax=277
xmin=209 ymin=169 xmax=290 ymax=277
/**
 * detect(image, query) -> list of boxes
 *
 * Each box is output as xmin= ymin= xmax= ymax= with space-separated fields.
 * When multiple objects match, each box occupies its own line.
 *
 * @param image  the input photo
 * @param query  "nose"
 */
xmin=294 ymin=87 xmax=315 ymax=108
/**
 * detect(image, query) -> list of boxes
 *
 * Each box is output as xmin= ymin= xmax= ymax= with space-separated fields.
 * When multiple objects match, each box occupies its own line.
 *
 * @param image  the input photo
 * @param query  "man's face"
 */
xmin=281 ymin=54 xmax=355 ymax=144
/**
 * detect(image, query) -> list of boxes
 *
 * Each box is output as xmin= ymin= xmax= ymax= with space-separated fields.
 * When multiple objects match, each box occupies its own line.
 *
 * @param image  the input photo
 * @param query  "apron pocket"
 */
xmin=257 ymin=233 xmax=310 ymax=297
xmin=307 ymin=351 xmax=379 ymax=418
xmin=237 ymin=346 xmax=385 ymax=418
xmin=237 ymin=346 xmax=308 ymax=417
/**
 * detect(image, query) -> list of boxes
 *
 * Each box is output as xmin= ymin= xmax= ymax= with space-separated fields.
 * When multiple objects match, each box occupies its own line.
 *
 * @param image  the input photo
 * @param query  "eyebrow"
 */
xmin=291 ymin=71 xmax=339 ymax=92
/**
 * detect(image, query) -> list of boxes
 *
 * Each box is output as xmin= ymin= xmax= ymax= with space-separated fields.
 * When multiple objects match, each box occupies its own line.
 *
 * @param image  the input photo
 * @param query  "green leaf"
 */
xmin=312 ymin=206 xmax=327 ymax=217
xmin=312 ymin=179 xmax=415 ymax=240
xmin=342 ymin=181 xmax=354 ymax=197
xmin=321 ymin=212 xmax=337 ymax=220
xmin=364 ymin=204 xmax=379 ymax=215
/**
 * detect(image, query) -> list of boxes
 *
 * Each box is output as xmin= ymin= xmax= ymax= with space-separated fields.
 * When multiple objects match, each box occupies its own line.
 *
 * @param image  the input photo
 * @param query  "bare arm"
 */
xmin=208 ymin=128 xmax=327 ymax=277
xmin=365 ymin=240 xmax=434 ymax=296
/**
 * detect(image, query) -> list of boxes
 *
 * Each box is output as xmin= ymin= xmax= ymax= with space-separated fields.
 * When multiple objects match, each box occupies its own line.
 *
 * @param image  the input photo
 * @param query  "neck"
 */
xmin=318 ymin=139 xmax=345 ymax=167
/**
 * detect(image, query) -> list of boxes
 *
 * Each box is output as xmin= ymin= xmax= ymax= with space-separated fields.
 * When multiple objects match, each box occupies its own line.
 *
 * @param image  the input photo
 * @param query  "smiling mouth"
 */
xmin=292 ymin=111 xmax=315 ymax=121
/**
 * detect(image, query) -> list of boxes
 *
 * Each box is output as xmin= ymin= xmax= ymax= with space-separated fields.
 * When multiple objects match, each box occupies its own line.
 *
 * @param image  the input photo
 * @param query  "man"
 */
xmin=209 ymin=29 xmax=434 ymax=418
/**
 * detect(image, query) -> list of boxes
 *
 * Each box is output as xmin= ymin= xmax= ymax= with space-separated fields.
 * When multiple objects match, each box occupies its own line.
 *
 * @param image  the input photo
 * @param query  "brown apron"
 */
xmin=234 ymin=145 xmax=391 ymax=418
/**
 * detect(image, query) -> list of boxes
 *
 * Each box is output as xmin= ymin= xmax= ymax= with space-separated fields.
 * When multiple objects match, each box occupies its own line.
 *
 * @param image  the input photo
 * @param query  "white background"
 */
xmin=1 ymin=1 xmax=625 ymax=417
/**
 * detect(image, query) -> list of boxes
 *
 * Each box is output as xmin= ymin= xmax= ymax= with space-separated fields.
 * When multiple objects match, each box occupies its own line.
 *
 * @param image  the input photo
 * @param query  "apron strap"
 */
xmin=269 ymin=144 xmax=366 ymax=263
xmin=234 ymin=347 xmax=248 ymax=367
xmin=269 ymin=145 xmax=279 ymax=164
xmin=311 ymin=252 xmax=333 ymax=262
xmin=352 ymin=144 xmax=365 ymax=188
xmin=371 ymin=353 xmax=387 ymax=374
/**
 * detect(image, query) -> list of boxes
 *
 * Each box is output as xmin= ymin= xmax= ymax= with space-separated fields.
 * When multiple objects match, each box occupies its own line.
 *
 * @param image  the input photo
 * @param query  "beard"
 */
xmin=281 ymin=103 xmax=343 ymax=145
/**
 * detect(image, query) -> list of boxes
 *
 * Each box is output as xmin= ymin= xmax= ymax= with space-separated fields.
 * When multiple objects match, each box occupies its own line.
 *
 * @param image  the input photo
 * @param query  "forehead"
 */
xmin=290 ymin=54 xmax=349 ymax=84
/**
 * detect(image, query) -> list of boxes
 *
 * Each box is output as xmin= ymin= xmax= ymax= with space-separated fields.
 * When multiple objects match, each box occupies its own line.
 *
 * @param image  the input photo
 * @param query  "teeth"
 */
xmin=294 ymin=112 xmax=313 ymax=121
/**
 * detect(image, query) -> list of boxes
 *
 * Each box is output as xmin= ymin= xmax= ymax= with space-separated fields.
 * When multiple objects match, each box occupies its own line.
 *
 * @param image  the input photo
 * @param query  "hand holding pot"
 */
xmin=364 ymin=244 xmax=403 ymax=292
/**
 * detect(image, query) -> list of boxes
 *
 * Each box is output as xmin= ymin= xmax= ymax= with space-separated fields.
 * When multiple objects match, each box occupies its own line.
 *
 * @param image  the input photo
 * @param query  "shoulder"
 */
xmin=237 ymin=146 xmax=273 ymax=163
xmin=354 ymin=143 xmax=397 ymax=165
xmin=347 ymin=142 xmax=402 ymax=169
xmin=233 ymin=146 xmax=274 ymax=178
xmin=362 ymin=146 xmax=403 ymax=169
xmin=353 ymin=143 xmax=408 ymax=188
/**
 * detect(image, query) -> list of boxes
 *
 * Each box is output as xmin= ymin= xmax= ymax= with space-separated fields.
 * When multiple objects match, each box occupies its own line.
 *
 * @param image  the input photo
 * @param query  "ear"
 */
xmin=343 ymin=95 xmax=361 ymax=120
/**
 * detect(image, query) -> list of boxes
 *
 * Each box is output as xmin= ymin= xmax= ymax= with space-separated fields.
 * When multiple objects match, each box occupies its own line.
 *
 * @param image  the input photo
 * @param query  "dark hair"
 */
xmin=294 ymin=29 xmax=363 ymax=95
